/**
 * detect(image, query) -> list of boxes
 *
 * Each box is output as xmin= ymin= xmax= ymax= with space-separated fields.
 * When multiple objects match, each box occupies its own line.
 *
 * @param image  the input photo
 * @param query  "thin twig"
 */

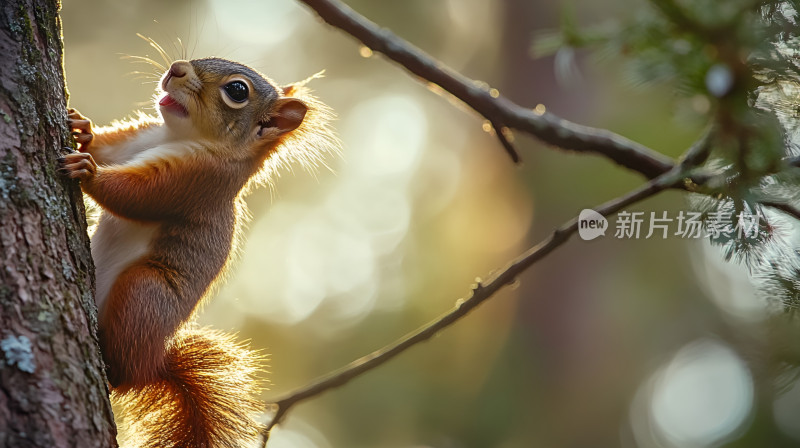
xmin=298 ymin=0 xmax=676 ymax=177
xmin=259 ymin=1 xmax=800 ymax=445
xmin=260 ymin=163 xmax=689 ymax=445
xmin=491 ymin=121 xmax=521 ymax=164
xmin=761 ymin=200 xmax=800 ymax=221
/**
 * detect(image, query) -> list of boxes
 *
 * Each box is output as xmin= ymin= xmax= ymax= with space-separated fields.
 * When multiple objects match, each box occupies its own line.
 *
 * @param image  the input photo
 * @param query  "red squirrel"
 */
xmin=59 ymin=58 xmax=338 ymax=447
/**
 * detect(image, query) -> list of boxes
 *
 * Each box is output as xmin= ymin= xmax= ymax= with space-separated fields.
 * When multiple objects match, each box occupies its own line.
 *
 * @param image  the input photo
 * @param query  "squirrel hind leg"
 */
xmin=114 ymin=326 xmax=265 ymax=448
xmin=98 ymin=262 xmax=186 ymax=390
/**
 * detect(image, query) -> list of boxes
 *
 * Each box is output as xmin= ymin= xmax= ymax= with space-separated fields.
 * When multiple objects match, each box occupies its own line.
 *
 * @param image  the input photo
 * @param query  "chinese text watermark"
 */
xmin=578 ymin=209 xmax=764 ymax=241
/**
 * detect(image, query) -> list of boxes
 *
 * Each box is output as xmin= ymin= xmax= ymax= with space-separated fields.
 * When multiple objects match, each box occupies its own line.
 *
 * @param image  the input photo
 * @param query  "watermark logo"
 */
xmin=575 ymin=209 xmax=765 ymax=241
xmin=578 ymin=209 xmax=608 ymax=240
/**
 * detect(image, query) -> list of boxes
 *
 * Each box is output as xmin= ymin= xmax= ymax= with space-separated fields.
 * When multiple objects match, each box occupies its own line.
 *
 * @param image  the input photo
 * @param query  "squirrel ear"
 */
xmin=259 ymin=99 xmax=307 ymax=137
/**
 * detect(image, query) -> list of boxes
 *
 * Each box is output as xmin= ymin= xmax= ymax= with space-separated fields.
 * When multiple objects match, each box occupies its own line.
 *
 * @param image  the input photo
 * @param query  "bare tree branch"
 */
xmin=260 ymin=160 xmax=692 ymax=445
xmin=258 ymin=2 xmax=800 ymax=445
xmin=297 ymin=0 xmax=676 ymax=178
xmin=761 ymin=200 xmax=800 ymax=221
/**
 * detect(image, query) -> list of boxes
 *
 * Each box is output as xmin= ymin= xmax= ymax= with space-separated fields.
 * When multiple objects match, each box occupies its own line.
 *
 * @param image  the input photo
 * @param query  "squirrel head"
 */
xmin=158 ymin=58 xmax=307 ymax=151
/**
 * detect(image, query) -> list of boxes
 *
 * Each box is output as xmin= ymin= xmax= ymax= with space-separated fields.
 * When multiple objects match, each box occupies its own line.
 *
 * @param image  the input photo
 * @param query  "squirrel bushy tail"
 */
xmin=113 ymin=326 xmax=264 ymax=448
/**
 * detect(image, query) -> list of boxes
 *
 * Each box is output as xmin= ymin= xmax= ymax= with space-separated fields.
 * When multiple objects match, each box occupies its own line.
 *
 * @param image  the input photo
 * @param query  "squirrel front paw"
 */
xmin=67 ymin=108 xmax=94 ymax=150
xmin=58 ymin=152 xmax=97 ymax=181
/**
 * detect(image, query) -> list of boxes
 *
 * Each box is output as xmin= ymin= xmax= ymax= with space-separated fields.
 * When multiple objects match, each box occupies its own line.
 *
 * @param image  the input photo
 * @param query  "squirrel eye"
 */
xmin=223 ymin=81 xmax=249 ymax=103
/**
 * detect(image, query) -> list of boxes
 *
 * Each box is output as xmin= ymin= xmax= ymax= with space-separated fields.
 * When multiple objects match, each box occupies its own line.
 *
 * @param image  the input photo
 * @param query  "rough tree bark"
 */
xmin=0 ymin=0 xmax=117 ymax=446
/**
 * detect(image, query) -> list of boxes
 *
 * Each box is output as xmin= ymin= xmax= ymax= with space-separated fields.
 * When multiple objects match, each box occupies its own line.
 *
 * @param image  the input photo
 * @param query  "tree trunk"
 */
xmin=0 ymin=1 xmax=117 ymax=446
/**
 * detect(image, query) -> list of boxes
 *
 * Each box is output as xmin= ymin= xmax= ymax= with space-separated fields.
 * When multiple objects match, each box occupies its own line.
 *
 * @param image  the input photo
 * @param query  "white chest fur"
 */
xmin=94 ymin=125 xmax=202 ymax=166
xmin=89 ymin=122 xmax=204 ymax=312
xmin=93 ymin=126 xmax=169 ymax=166
xmin=91 ymin=212 xmax=158 ymax=313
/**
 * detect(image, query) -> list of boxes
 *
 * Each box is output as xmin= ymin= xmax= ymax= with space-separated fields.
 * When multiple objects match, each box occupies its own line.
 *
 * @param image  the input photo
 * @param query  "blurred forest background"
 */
xmin=61 ymin=0 xmax=800 ymax=447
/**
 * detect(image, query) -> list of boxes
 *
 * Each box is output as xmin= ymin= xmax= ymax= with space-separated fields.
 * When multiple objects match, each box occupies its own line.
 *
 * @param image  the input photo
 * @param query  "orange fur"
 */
xmin=63 ymin=58 xmax=340 ymax=448
xmin=114 ymin=327 xmax=264 ymax=448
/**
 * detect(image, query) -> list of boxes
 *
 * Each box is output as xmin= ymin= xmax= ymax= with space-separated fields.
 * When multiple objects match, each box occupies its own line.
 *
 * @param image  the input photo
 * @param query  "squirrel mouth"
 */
xmin=159 ymin=95 xmax=189 ymax=117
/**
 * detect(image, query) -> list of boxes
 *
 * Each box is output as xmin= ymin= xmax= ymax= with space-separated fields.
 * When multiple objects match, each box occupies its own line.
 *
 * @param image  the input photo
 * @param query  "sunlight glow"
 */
xmin=632 ymin=339 xmax=754 ymax=448
xmin=693 ymin=242 xmax=768 ymax=320
xmin=773 ymin=374 xmax=800 ymax=441
xmin=210 ymin=0 xmax=301 ymax=46
xmin=215 ymin=94 xmax=429 ymax=332
xmin=267 ymin=420 xmax=332 ymax=448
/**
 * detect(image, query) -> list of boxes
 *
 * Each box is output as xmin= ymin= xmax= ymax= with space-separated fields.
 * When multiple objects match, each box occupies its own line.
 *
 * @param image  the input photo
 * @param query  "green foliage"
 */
xmin=534 ymin=0 xmax=800 ymax=314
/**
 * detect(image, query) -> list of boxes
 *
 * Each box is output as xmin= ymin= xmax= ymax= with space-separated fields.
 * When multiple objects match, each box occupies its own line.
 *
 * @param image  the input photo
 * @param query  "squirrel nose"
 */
xmin=169 ymin=61 xmax=191 ymax=78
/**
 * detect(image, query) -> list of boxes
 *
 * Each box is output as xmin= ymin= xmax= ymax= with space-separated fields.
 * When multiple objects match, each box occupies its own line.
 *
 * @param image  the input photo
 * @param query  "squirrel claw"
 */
xmin=67 ymin=108 xmax=95 ymax=150
xmin=58 ymin=152 xmax=97 ymax=181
